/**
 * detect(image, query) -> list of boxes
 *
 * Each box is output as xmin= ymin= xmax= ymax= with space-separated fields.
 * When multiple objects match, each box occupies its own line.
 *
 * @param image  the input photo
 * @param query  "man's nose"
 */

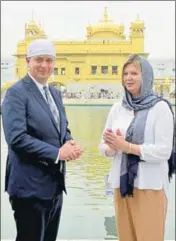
xmin=40 ymin=61 xmax=48 ymax=67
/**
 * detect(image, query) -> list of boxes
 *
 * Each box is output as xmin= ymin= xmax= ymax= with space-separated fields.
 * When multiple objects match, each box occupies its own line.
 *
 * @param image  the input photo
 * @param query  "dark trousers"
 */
xmin=10 ymin=193 xmax=63 ymax=241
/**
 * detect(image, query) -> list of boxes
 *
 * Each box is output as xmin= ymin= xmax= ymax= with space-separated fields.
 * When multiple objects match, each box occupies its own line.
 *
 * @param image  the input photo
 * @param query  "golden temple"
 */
xmin=1 ymin=7 xmax=174 ymax=99
xmin=14 ymin=8 xmax=146 ymax=89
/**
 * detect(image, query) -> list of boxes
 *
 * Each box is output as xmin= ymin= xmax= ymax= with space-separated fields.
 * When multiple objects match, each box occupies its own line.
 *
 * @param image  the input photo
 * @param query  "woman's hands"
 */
xmin=103 ymin=128 xmax=129 ymax=153
xmin=103 ymin=128 xmax=141 ymax=156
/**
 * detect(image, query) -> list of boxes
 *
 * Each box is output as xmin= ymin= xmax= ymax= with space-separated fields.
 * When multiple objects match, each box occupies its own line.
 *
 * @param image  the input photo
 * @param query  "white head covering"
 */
xmin=27 ymin=39 xmax=56 ymax=58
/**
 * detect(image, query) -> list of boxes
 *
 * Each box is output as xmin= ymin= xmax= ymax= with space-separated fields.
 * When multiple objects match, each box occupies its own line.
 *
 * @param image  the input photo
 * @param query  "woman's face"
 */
xmin=123 ymin=63 xmax=142 ymax=97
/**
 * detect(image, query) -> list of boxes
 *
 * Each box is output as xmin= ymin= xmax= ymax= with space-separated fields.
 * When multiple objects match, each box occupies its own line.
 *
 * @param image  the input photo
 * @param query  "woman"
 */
xmin=99 ymin=54 xmax=175 ymax=241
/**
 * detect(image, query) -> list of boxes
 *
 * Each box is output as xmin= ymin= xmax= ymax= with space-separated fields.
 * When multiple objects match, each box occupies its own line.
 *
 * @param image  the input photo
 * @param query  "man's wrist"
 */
xmin=67 ymin=139 xmax=75 ymax=145
xmin=55 ymin=150 xmax=60 ymax=163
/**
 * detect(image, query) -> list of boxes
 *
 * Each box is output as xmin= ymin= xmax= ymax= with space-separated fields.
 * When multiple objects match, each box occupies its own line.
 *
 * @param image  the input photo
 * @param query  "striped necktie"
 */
xmin=43 ymin=86 xmax=60 ymax=132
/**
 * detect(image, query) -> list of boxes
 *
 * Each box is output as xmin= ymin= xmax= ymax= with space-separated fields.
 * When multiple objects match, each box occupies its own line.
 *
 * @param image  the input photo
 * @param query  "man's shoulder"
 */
xmin=5 ymin=76 xmax=28 ymax=97
xmin=49 ymin=84 xmax=61 ymax=95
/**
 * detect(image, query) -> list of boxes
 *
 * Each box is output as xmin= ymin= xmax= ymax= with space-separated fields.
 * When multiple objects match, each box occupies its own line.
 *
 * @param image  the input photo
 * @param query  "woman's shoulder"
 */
xmin=151 ymin=99 xmax=173 ymax=116
xmin=154 ymin=99 xmax=171 ymax=109
xmin=110 ymin=102 xmax=122 ymax=112
xmin=107 ymin=102 xmax=126 ymax=119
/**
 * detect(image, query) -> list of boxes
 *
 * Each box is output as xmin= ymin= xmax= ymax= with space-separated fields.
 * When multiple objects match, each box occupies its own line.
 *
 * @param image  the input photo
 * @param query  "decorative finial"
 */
xmin=136 ymin=13 xmax=140 ymax=21
xmin=32 ymin=9 xmax=34 ymax=20
xmin=104 ymin=6 xmax=108 ymax=22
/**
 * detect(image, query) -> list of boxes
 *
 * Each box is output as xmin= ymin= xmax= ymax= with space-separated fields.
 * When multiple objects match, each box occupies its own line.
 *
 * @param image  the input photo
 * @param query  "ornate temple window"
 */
xmin=75 ymin=67 xmax=80 ymax=75
xmin=101 ymin=66 xmax=108 ymax=75
xmin=91 ymin=66 xmax=97 ymax=75
xmin=61 ymin=67 xmax=65 ymax=75
xmin=54 ymin=68 xmax=58 ymax=75
xmin=112 ymin=66 xmax=118 ymax=75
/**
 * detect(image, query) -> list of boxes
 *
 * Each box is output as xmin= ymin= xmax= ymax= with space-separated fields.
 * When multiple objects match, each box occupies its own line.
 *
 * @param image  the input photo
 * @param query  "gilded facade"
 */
xmin=14 ymin=8 xmax=148 ymax=92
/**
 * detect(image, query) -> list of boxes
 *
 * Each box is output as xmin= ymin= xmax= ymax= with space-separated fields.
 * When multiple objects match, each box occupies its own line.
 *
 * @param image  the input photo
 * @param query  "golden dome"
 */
xmin=86 ymin=7 xmax=125 ymax=40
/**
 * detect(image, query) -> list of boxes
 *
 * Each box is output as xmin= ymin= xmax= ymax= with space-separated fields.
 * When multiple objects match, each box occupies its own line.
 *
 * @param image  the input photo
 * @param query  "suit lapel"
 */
xmin=23 ymin=75 xmax=60 ymax=136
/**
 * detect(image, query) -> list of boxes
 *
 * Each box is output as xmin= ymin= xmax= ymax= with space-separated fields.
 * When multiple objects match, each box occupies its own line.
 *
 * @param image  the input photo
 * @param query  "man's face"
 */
xmin=26 ymin=55 xmax=55 ymax=84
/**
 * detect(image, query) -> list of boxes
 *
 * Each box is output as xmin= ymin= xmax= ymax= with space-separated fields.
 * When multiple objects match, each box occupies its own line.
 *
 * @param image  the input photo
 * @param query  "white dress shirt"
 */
xmin=28 ymin=72 xmax=60 ymax=163
xmin=99 ymin=100 xmax=174 ymax=199
xmin=28 ymin=72 xmax=50 ymax=102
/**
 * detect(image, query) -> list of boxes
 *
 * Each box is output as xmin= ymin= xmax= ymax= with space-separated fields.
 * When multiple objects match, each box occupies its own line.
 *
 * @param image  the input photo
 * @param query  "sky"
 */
xmin=1 ymin=1 xmax=175 ymax=60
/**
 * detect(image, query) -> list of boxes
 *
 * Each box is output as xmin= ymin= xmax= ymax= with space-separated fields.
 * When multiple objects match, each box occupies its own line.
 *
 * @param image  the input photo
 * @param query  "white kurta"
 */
xmin=99 ymin=101 xmax=174 ymax=199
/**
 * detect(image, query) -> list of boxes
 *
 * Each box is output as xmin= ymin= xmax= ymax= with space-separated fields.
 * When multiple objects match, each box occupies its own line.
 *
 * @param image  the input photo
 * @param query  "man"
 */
xmin=2 ymin=39 xmax=83 ymax=241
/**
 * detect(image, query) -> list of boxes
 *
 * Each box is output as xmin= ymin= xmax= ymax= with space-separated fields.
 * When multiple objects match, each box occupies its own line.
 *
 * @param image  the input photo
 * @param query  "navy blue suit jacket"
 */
xmin=2 ymin=74 xmax=72 ymax=199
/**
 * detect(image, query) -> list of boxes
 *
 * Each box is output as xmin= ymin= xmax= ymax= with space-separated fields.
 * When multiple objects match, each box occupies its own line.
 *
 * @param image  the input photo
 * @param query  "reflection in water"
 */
xmin=66 ymin=106 xmax=112 ymax=201
xmin=63 ymin=106 xmax=118 ymax=239
xmin=1 ymin=106 xmax=175 ymax=240
xmin=104 ymin=216 xmax=117 ymax=239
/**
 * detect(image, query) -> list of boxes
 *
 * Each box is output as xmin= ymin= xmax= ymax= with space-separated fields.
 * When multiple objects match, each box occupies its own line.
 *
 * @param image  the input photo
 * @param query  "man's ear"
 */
xmin=26 ymin=57 xmax=29 ymax=64
xmin=26 ymin=58 xmax=30 ymax=69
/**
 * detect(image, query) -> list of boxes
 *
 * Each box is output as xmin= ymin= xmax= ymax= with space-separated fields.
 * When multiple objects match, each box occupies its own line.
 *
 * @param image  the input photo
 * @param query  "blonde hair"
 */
xmin=122 ymin=54 xmax=142 ymax=85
